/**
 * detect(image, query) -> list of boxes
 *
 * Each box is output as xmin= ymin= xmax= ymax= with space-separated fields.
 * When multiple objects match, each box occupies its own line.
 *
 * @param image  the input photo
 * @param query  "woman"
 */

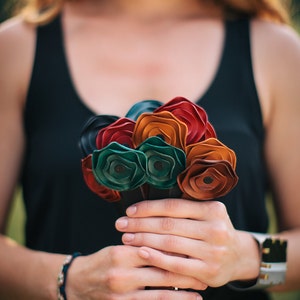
xmin=0 ymin=0 xmax=300 ymax=299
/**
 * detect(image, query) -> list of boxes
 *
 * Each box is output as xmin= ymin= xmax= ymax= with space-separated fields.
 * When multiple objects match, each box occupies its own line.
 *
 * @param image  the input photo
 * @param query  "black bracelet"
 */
xmin=57 ymin=252 xmax=82 ymax=300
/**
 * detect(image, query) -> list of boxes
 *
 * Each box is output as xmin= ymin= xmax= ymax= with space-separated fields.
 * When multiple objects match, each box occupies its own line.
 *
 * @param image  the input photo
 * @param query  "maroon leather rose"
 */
xmin=177 ymin=159 xmax=238 ymax=201
xmin=154 ymin=96 xmax=217 ymax=145
xmin=96 ymin=117 xmax=135 ymax=149
xmin=81 ymin=155 xmax=121 ymax=202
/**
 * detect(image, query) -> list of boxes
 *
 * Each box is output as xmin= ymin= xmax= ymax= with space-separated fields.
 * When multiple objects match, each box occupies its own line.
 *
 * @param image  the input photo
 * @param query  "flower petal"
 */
xmin=96 ymin=117 xmax=135 ymax=149
xmin=92 ymin=142 xmax=147 ymax=191
xmin=154 ymin=96 xmax=217 ymax=144
xmin=186 ymin=138 xmax=237 ymax=169
xmin=79 ymin=115 xmax=119 ymax=157
xmin=125 ymin=100 xmax=163 ymax=120
xmin=177 ymin=159 xmax=239 ymax=200
xmin=137 ymin=136 xmax=186 ymax=189
xmin=81 ymin=155 xmax=121 ymax=202
xmin=133 ymin=111 xmax=188 ymax=150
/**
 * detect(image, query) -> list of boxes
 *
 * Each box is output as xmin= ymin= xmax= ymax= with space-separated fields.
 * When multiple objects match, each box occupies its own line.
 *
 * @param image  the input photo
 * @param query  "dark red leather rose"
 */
xmin=154 ymin=96 xmax=216 ymax=145
xmin=177 ymin=159 xmax=238 ymax=201
xmin=81 ymin=155 xmax=121 ymax=202
xmin=96 ymin=117 xmax=135 ymax=149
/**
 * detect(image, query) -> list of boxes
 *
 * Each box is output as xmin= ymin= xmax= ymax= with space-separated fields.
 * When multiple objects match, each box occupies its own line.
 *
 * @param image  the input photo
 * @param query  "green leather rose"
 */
xmin=92 ymin=142 xmax=147 ymax=191
xmin=137 ymin=136 xmax=186 ymax=189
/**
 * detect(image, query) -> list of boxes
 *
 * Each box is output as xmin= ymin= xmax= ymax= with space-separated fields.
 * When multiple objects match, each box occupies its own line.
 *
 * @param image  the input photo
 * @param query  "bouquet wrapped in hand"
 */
xmin=80 ymin=97 xmax=238 ymax=214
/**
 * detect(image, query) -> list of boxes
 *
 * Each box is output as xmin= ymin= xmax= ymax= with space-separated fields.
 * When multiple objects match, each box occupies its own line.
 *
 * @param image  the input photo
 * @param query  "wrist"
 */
xmin=229 ymin=232 xmax=287 ymax=290
xmin=232 ymin=230 xmax=261 ymax=282
xmin=57 ymin=252 xmax=82 ymax=300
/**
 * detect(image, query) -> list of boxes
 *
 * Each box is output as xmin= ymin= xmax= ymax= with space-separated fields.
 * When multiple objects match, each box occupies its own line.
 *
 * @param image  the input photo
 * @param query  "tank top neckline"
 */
xmin=54 ymin=15 xmax=236 ymax=116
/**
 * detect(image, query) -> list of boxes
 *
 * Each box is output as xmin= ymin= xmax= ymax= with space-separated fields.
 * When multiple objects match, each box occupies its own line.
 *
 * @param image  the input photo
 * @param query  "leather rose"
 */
xmin=137 ymin=136 xmax=186 ymax=189
xmin=133 ymin=111 xmax=188 ymax=150
xmin=154 ymin=96 xmax=216 ymax=145
xmin=96 ymin=117 xmax=135 ymax=149
xmin=81 ymin=155 xmax=121 ymax=202
xmin=125 ymin=100 xmax=163 ymax=121
xmin=177 ymin=159 xmax=238 ymax=201
xmin=79 ymin=115 xmax=119 ymax=157
xmin=92 ymin=142 xmax=147 ymax=191
xmin=186 ymin=138 xmax=237 ymax=169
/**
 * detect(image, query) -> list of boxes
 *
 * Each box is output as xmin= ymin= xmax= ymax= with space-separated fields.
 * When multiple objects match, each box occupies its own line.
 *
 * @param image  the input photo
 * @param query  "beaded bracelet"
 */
xmin=57 ymin=252 xmax=82 ymax=300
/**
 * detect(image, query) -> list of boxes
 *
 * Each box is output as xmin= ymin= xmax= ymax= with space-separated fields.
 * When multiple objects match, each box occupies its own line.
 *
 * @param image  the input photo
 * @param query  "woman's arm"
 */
xmin=253 ymin=19 xmax=300 ymax=291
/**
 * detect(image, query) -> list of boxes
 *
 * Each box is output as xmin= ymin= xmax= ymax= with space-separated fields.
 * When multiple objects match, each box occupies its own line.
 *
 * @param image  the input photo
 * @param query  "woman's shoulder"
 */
xmin=251 ymin=18 xmax=300 ymax=52
xmin=249 ymin=18 xmax=300 ymax=125
xmin=0 ymin=15 xmax=36 ymax=48
xmin=0 ymin=16 xmax=36 ymax=106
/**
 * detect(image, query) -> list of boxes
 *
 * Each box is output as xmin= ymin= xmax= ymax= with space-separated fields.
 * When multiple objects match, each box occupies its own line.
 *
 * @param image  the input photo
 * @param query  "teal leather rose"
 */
xmin=137 ymin=136 xmax=186 ymax=189
xmin=125 ymin=100 xmax=163 ymax=120
xmin=92 ymin=142 xmax=147 ymax=191
xmin=81 ymin=155 xmax=121 ymax=202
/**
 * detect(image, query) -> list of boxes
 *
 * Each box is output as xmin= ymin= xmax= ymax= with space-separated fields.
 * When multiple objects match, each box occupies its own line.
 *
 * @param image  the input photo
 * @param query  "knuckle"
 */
xmin=109 ymin=246 xmax=124 ymax=265
xmin=210 ymin=245 xmax=227 ymax=264
xmin=210 ymin=222 xmax=228 ymax=243
xmin=163 ymin=234 xmax=178 ymax=250
xmin=205 ymin=263 xmax=221 ymax=281
xmin=164 ymin=198 xmax=180 ymax=212
xmin=210 ymin=201 xmax=227 ymax=218
xmin=104 ymin=269 xmax=122 ymax=292
xmin=161 ymin=217 xmax=176 ymax=232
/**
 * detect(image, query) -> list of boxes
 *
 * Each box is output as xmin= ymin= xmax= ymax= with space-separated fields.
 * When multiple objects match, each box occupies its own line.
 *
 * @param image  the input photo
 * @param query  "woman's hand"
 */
xmin=66 ymin=244 xmax=205 ymax=299
xmin=116 ymin=199 xmax=260 ymax=288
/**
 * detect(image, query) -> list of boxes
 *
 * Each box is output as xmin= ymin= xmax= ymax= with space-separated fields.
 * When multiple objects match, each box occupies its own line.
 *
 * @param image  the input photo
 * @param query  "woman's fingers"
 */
xmin=121 ymin=289 xmax=203 ymax=300
xmin=137 ymin=246 xmax=226 ymax=287
xmin=125 ymin=199 xmax=229 ymax=221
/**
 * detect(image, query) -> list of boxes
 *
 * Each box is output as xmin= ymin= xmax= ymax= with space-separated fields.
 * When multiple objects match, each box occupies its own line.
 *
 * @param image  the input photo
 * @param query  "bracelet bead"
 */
xmin=57 ymin=252 xmax=82 ymax=300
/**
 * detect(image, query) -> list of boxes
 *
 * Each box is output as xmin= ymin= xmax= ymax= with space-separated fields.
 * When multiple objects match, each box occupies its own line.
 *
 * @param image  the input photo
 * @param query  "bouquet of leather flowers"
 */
xmin=79 ymin=97 xmax=238 ymax=215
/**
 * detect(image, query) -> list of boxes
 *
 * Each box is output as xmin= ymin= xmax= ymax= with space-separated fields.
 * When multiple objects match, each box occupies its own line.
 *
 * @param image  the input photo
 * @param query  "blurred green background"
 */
xmin=1 ymin=0 xmax=300 ymax=299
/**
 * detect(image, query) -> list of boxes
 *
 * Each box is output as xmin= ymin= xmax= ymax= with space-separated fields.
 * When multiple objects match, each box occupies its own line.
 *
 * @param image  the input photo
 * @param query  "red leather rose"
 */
xmin=154 ymin=96 xmax=216 ymax=145
xmin=96 ymin=117 xmax=135 ymax=149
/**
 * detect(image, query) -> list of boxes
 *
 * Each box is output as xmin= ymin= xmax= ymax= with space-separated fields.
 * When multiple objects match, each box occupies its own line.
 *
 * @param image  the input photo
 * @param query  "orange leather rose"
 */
xmin=177 ymin=159 xmax=238 ymax=201
xmin=186 ymin=138 xmax=237 ymax=169
xmin=133 ymin=111 xmax=188 ymax=150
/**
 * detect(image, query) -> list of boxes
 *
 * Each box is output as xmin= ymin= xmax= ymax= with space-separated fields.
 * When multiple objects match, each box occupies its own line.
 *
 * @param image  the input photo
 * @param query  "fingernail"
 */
xmin=123 ymin=233 xmax=135 ymax=243
xmin=115 ymin=217 xmax=128 ymax=229
xmin=126 ymin=205 xmax=137 ymax=216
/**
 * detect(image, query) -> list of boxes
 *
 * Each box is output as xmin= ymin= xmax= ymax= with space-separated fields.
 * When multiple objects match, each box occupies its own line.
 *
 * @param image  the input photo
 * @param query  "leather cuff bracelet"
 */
xmin=229 ymin=232 xmax=287 ymax=290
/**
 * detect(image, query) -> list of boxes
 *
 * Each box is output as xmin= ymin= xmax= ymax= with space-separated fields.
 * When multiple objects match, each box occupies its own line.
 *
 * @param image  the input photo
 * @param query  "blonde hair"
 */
xmin=16 ymin=0 xmax=291 ymax=25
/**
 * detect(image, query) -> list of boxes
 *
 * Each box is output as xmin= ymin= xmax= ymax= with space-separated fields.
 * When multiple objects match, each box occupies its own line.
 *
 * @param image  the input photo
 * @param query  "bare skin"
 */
xmin=0 ymin=0 xmax=300 ymax=298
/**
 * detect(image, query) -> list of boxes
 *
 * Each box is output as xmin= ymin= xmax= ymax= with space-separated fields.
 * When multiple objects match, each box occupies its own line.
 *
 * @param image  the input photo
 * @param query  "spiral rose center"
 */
xmin=203 ymin=176 xmax=213 ymax=184
xmin=115 ymin=165 xmax=125 ymax=173
xmin=154 ymin=161 xmax=163 ymax=170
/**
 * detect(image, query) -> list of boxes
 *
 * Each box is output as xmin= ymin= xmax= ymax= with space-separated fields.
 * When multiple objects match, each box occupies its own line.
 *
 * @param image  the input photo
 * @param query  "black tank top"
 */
xmin=22 ymin=15 xmax=269 ymax=299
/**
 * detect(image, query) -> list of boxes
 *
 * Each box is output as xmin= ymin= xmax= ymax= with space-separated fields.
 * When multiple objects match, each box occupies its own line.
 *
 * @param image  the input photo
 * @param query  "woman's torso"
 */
xmin=20 ymin=9 xmax=270 ymax=299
